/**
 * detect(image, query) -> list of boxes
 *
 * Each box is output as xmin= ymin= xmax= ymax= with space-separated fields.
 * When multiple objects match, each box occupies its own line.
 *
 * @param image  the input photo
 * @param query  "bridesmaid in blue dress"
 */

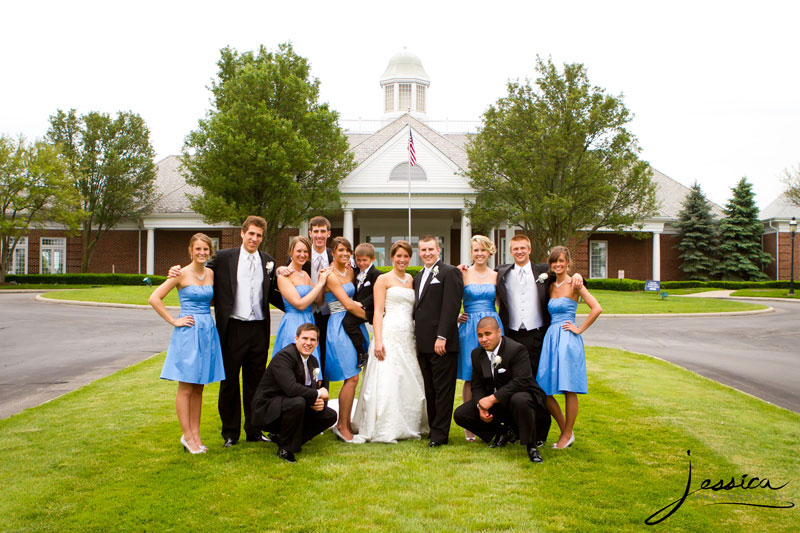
xmin=149 ymin=233 xmax=225 ymax=455
xmin=457 ymin=235 xmax=503 ymax=442
xmin=273 ymin=236 xmax=331 ymax=363
xmin=324 ymin=237 xmax=368 ymax=442
xmin=536 ymin=246 xmax=602 ymax=450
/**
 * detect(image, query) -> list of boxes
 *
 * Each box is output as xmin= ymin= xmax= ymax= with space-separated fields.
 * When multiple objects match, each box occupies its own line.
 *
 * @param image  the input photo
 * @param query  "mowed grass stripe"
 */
xmin=1 ymin=347 xmax=797 ymax=531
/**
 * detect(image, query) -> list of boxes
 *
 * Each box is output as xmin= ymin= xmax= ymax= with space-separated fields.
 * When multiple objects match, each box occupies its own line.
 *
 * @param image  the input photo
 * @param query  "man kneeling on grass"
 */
xmin=251 ymin=323 xmax=336 ymax=463
xmin=454 ymin=317 xmax=549 ymax=463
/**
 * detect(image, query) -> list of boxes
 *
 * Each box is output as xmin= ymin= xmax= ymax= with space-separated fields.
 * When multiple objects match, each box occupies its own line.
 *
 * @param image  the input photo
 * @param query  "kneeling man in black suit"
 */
xmin=252 ymin=323 xmax=337 ymax=463
xmin=454 ymin=317 xmax=548 ymax=463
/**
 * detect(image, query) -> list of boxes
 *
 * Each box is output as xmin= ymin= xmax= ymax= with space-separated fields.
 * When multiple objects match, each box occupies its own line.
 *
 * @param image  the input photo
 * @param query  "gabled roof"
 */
xmin=151 ymin=155 xmax=199 ymax=213
xmin=346 ymin=114 xmax=469 ymax=170
xmin=760 ymin=193 xmax=800 ymax=220
xmin=650 ymin=168 xmax=725 ymax=219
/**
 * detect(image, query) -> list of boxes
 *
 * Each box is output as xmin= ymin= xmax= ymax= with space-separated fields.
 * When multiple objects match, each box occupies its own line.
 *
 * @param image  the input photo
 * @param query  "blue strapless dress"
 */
xmin=457 ymin=283 xmax=503 ymax=381
xmin=536 ymin=297 xmax=587 ymax=395
xmin=324 ymin=282 xmax=369 ymax=381
xmin=272 ymin=285 xmax=320 ymax=367
xmin=160 ymin=285 xmax=225 ymax=385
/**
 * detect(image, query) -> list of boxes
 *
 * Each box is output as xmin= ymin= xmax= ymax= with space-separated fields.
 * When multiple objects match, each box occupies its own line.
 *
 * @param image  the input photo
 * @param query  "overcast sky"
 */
xmin=2 ymin=0 xmax=797 ymax=210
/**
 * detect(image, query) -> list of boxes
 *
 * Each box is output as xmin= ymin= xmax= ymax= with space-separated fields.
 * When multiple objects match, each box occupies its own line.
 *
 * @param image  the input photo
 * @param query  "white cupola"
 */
xmin=380 ymin=49 xmax=430 ymax=120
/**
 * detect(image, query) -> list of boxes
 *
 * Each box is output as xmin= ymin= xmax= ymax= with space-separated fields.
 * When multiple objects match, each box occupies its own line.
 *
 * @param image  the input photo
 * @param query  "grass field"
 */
xmin=730 ymin=288 xmax=800 ymax=299
xmin=39 ymin=286 xmax=768 ymax=314
xmin=1 ymin=346 xmax=797 ymax=531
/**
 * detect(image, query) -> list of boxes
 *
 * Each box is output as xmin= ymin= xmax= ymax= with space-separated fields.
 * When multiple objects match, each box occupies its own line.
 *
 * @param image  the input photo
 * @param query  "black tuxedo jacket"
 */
xmin=470 ymin=336 xmax=546 ymax=409
xmin=353 ymin=264 xmax=381 ymax=323
xmin=413 ymin=260 xmax=464 ymax=353
xmin=495 ymin=262 xmax=553 ymax=332
xmin=251 ymin=344 xmax=321 ymax=427
xmin=207 ymin=247 xmax=284 ymax=345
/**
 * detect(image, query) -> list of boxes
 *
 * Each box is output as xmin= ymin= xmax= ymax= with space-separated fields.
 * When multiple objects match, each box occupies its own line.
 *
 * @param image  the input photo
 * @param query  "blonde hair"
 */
xmin=470 ymin=235 xmax=496 ymax=255
xmin=288 ymin=235 xmax=312 ymax=257
xmin=189 ymin=233 xmax=214 ymax=256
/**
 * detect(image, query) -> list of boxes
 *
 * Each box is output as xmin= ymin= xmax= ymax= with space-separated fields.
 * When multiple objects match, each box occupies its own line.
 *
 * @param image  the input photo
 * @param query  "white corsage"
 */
xmin=265 ymin=261 xmax=275 ymax=274
xmin=537 ymin=273 xmax=548 ymax=284
xmin=312 ymin=368 xmax=320 ymax=380
xmin=432 ymin=265 xmax=439 ymax=277
xmin=493 ymin=355 xmax=502 ymax=366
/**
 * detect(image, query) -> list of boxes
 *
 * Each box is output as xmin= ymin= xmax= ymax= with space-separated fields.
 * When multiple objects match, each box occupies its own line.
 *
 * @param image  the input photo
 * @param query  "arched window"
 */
xmin=389 ymin=162 xmax=427 ymax=181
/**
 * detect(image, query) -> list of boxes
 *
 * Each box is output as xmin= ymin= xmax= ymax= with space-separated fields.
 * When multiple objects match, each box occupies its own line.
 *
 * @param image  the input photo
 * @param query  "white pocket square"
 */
xmin=497 ymin=368 xmax=507 ymax=374
xmin=430 ymin=278 xmax=441 ymax=284
xmin=363 ymin=281 xmax=371 ymax=287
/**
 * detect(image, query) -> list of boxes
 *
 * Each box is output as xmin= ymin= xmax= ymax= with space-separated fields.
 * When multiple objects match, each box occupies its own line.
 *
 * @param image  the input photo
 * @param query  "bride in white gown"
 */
xmin=352 ymin=241 xmax=429 ymax=443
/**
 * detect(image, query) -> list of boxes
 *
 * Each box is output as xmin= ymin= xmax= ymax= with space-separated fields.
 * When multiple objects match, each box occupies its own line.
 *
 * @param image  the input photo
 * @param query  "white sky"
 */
xmin=2 ymin=0 xmax=798 ymax=209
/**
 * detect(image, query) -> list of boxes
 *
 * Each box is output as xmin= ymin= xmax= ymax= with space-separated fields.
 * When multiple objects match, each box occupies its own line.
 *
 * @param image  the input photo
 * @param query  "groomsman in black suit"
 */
xmin=172 ymin=216 xmax=284 ymax=447
xmin=413 ymin=235 xmax=464 ymax=447
xmin=495 ymin=234 xmax=582 ymax=444
xmin=454 ymin=317 xmax=548 ymax=463
xmin=251 ymin=323 xmax=337 ymax=463
xmin=342 ymin=242 xmax=381 ymax=367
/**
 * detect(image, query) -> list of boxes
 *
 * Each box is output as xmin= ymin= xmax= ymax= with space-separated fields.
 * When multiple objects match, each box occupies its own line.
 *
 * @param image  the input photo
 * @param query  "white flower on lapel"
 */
xmin=537 ymin=273 xmax=548 ymax=284
xmin=432 ymin=265 xmax=439 ymax=277
xmin=265 ymin=261 xmax=275 ymax=274
xmin=357 ymin=270 xmax=367 ymax=283
xmin=493 ymin=355 xmax=502 ymax=366
xmin=312 ymin=367 xmax=320 ymax=380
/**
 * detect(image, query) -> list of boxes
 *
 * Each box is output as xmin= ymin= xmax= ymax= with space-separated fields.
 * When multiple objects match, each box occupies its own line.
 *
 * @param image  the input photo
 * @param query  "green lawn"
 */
xmin=39 ymin=286 xmax=768 ymax=314
xmin=1 ymin=346 xmax=796 ymax=531
xmin=730 ymin=288 xmax=800 ymax=299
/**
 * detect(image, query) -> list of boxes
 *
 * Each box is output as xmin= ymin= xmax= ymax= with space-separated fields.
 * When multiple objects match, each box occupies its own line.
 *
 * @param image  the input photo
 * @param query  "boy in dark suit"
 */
xmin=343 ymin=243 xmax=381 ymax=368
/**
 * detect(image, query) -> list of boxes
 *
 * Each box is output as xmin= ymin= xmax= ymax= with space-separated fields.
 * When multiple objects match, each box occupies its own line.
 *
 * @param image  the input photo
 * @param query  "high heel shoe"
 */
xmin=552 ymin=433 xmax=575 ymax=449
xmin=331 ymin=426 xmax=353 ymax=443
xmin=181 ymin=435 xmax=205 ymax=454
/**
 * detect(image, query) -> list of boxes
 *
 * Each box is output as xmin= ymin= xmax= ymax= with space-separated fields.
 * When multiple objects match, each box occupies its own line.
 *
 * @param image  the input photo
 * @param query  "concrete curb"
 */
xmin=35 ymin=293 xmax=774 ymax=318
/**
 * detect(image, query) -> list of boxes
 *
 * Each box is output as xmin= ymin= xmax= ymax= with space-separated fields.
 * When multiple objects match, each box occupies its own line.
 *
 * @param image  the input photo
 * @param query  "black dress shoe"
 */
xmin=427 ymin=440 xmax=445 ymax=447
xmin=527 ymin=446 xmax=543 ymax=463
xmin=223 ymin=438 xmax=238 ymax=448
xmin=277 ymin=448 xmax=296 ymax=463
xmin=489 ymin=428 xmax=513 ymax=448
xmin=535 ymin=440 xmax=545 ymax=448
xmin=246 ymin=434 xmax=269 ymax=443
xmin=357 ymin=352 xmax=368 ymax=369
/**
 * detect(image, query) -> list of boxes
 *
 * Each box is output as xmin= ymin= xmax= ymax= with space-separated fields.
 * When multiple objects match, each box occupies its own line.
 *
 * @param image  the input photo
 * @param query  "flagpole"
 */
xmin=407 ymin=111 xmax=412 ymax=242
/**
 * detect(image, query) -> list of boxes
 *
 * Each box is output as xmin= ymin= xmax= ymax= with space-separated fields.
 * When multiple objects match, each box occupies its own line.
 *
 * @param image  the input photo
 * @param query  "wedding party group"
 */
xmin=149 ymin=215 xmax=602 ymax=464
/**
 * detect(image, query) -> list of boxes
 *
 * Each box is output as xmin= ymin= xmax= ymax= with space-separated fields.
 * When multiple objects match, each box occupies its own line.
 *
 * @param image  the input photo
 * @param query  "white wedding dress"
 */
xmin=351 ymin=286 xmax=429 ymax=443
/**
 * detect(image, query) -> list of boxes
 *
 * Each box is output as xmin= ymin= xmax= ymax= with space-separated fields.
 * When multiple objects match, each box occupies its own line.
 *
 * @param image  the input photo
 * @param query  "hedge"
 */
xmin=376 ymin=266 xmax=423 ymax=277
xmin=4 ymin=274 xmax=167 ymax=286
xmin=584 ymin=278 xmax=794 ymax=291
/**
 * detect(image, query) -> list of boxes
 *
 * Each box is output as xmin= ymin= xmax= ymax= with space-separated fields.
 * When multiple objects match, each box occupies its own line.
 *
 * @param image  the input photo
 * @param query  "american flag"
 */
xmin=408 ymin=130 xmax=416 ymax=166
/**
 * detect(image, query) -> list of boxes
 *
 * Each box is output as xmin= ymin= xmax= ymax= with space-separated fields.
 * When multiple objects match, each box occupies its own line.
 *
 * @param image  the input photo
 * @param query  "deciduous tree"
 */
xmin=183 ymin=43 xmax=354 ymax=254
xmin=47 ymin=109 xmax=156 ymax=272
xmin=466 ymin=58 xmax=657 ymax=260
xmin=782 ymin=164 xmax=800 ymax=206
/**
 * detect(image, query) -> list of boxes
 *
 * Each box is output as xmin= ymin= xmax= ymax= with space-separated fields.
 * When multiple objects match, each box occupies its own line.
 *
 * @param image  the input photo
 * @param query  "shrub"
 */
xmin=5 ymin=273 xmax=167 ymax=286
xmin=376 ymin=266 xmax=423 ymax=277
xmin=585 ymin=278 xmax=644 ymax=291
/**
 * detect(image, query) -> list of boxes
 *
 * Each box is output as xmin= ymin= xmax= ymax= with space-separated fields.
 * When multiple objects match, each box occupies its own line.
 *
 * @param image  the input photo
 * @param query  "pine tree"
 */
xmin=715 ymin=178 xmax=772 ymax=280
xmin=675 ymin=182 xmax=718 ymax=280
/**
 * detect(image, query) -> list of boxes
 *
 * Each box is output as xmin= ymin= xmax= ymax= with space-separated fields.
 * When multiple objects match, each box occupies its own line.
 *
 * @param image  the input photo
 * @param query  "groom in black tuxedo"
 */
xmin=454 ymin=317 xmax=547 ymax=463
xmin=413 ymin=235 xmax=464 ymax=446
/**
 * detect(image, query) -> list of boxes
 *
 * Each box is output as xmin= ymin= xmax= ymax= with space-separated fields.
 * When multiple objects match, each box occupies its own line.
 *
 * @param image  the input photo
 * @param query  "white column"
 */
xmin=460 ymin=210 xmax=471 ymax=265
xmin=504 ymin=225 xmax=515 ymax=265
xmin=146 ymin=228 xmax=155 ymax=276
xmin=488 ymin=227 xmax=496 ymax=268
xmin=343 ymin=208 xmax=354 ymax=245
xmin=652 ymin=232 xmax=661 ymax=281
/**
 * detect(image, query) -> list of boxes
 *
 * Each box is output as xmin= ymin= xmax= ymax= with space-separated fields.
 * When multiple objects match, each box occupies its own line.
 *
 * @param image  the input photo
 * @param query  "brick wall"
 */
xmin=777 ymin=232 xmax=799 ymax=280
xmin=763 ymin=233 xmax=778 ymax=279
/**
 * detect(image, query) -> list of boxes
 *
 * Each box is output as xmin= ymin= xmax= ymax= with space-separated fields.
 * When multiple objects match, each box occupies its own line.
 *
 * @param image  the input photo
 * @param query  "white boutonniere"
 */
xmin=537 ymin=273 xmax=548 ymax=284
xmin=493 ymin=355 xmax=502 ymax=366
xmin=265 ymin=261 xmax=274 ymax=274
xmin=432 ymin=265 xmax=439 ymax=277
xmin=312 ymin=367 xmax=320 ymax=380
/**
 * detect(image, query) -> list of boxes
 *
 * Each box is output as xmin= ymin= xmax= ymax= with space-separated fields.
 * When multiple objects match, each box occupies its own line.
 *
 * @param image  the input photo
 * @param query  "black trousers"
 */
xmin=262 ymin=397 xmax=337 ymax=453
xmin=342 ymin=312 xmax=368 ymax=354
xmin=454 ymin=392 xmax=541 ymax=446
xmin=507 ymin=327 xmax=551 ymax=444
xmin=220 ymin=318 xmax=269 ymax=441
xmin=313 ymin=311 xmax=330 ymax=390
xmin=417 ymin=350 xmax=458 ymax=444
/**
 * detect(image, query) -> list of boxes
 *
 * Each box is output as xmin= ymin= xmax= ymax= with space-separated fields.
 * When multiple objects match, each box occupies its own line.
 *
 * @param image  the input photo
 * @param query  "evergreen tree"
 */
xmin=675 ymin=182 xmax=718 ymax=281
xmin=715 ymin=178 xmax=772 ymax=280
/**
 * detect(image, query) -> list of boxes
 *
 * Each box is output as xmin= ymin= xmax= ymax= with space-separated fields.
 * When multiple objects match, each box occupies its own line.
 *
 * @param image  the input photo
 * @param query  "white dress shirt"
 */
xmin=300 ymin=352 xmax=322 ymax=399
xmin=505 ymin=262 xmax=543 ymax=331
xmin=231 ymin=246 xmax=264 ymax=321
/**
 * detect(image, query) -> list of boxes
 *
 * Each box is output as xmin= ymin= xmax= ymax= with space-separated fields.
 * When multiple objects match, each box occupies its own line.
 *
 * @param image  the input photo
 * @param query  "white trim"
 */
xmin=40 ymin=237 xmax=67 ymax=274
xmin=589 ymin=240 xmax=608 ymax=279
xmin=652 ymin=232 xmax=661 ymax=281
xmin=4 ymin=237 xmax=29 ymax=275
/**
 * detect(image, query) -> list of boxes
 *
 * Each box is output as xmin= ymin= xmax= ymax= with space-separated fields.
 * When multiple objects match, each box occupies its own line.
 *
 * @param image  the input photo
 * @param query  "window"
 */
xmin=416 ymin=85 xmax=426 ymax=113
xmin=211 ymin=238 xmax=220 ymax=254
xmin=589 ymin=241 xmax=607 ymax=279
xmin=389 ymin=162 xmax=426 ymax=181
xmin=367 ymin=236 xmax=386 ymax=266
xmin=398 ymin=84 xmax=411 ymax=111
xmin=4 ymin=237 xmax=28 ymax=274
xmin=40 ymin=237 xmax=66 ymax=274
xmin=384 ymin=85 xmax=394 ymax=112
